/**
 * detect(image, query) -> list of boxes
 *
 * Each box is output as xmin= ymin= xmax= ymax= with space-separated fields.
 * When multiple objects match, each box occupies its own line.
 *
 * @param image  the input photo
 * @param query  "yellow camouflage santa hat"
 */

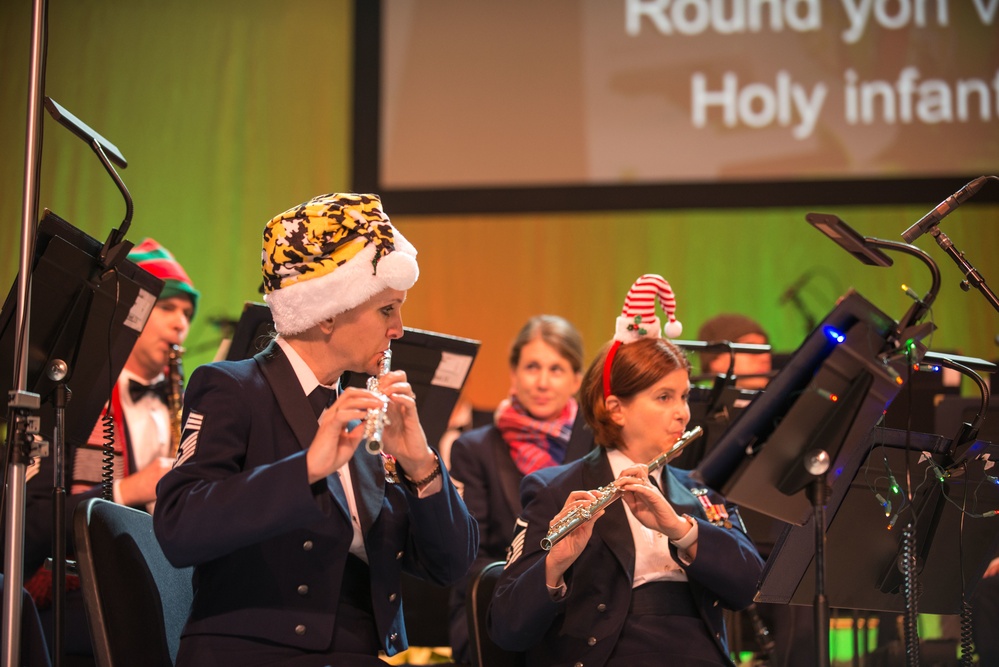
xmin=261 ymin=193 xmax=419 ymax=335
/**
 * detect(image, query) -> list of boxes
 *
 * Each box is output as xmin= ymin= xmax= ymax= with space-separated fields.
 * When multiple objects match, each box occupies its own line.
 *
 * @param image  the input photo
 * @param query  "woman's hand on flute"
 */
xmin=379 ymin=370 xmax=436 ymax=480
xmin=307 ymin=387 xmax=381 ymax=483
xmin=617 ymin=465 xmax=691 ymax=541
xmin=544 ymin=490 xmax=604 ymax=587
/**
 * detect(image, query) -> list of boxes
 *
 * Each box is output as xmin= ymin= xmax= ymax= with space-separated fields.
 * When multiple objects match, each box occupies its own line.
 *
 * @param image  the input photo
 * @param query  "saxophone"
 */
xmin=541 ymin=426 xmax=703 ymax=550
xmin=166 ymin=344 xmax=185 ymax=457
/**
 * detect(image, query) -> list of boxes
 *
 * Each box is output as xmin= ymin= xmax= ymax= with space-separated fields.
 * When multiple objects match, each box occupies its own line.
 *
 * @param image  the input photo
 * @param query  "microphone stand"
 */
xmin=46 ymin=361 xmax=70 ymax=667
xmin=4 ymin=4 xmax=131 ymax=664
xmin=927 ymin=225 xmax=999 ymax=315
xmin=805 ymin=450 xmax=832 ymax=667
xmin=787 ymin=291 xmax=817 ymax=337
xmin=3 ymin=0 xmax=48 ymax=665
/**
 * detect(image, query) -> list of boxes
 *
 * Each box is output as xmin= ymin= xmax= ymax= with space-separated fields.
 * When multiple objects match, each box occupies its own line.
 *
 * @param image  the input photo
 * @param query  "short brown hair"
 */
xmin=697 ymin=313 xmax=768 ymax=370
xmin=580 ymin=337 xmax=691 ymax=448
xmin=509 ymin=315 xmax=585 ymax=374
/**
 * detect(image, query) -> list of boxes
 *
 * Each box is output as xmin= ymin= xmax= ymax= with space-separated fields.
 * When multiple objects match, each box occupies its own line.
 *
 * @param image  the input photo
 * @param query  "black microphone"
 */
xmin=901 ymin=176 xmax=987 ymax=244
xmin=779 ymin=272 xmax=812 ymax=305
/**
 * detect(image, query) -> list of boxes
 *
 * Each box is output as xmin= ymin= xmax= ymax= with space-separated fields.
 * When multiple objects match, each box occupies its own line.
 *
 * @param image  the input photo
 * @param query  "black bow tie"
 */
xmin=128 ymin=378 xmax=171 ymax=404
xmin=308 ymin=385 xmax=336 ymax=419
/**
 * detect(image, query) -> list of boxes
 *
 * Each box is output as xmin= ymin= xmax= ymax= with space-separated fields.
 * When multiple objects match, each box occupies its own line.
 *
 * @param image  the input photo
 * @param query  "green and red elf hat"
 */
xmin=127 ymin=238 xmax=200 ymax=318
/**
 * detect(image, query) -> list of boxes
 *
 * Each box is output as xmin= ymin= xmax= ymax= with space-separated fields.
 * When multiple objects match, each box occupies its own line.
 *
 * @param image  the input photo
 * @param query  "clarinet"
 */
xmin=363 ymin=349 xmax=392 ymax=454
xmin=541 ymin=426 xmax=703 ymax=551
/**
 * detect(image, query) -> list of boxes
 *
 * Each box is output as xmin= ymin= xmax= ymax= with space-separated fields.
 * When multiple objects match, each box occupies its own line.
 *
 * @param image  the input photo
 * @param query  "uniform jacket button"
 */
xmin=396 ymin=550 xmax=404 ymax=559
xmin=596 ymin=603 xmax=607 ymax=612
xmin=574 ymin=662 xmax=584 ymax=667
xmin=587 ymin=636 xmax=597 ymax=646
xmin=712 ymin=599 xmax=719 ymax=606
xmin=389 ymin=593 xmax=398 ymax=602
xmin=295 ymin=624 xmax=307 ymax=636
xmin=297 ymin=585 xmax=309 ymax=596
xmin=302 ymin=540 xmax=314 ymax=551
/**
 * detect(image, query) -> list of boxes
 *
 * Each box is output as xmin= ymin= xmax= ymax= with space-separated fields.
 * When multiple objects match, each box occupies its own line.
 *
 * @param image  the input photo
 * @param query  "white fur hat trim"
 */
xmin=265 ymin=229 xmax=418 ymax=335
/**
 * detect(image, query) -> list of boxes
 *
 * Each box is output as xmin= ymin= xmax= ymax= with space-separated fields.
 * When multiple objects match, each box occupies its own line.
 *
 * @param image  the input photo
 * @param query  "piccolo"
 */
xmin=540 ymin=425 xmax=703 ymax=551
xmin=363 ymin=349 xmax=392 ymax=455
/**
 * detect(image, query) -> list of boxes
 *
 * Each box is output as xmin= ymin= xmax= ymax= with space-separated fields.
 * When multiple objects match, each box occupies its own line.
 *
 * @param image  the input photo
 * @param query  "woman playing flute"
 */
xmin=489 ymin=274 xmax=764 ymax=667
xmin=154 ymin=193 xmax=477 ymax=666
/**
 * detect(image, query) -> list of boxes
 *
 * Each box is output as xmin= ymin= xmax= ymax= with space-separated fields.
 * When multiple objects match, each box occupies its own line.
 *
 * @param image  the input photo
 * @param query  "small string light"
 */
xmin=901 ymin=284 xmax=922 ymax=302
xmin=876 ymin=494 xmax=892 ymax=517
xmin=816 ymin=388 xmax=839 ymax=402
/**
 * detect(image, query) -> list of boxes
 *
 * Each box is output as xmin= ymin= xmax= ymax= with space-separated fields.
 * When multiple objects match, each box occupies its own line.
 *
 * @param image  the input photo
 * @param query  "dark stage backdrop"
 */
xmin=1 ymin=0 xmax=997 ymax=411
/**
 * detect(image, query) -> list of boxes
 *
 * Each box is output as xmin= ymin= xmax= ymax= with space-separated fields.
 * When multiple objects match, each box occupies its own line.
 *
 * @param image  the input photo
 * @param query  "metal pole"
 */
xmin=3 ymin=0 xmax=48 ymax=664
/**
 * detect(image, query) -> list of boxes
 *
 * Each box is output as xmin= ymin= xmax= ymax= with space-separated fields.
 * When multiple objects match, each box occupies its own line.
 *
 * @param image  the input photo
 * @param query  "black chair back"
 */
xmin=73 ymin=498 xmax=192 ymax=667
xmin=466 ymin=561 xmax=524 ymax=667
xmin=400 ymin=572 xmax=454 ymax=657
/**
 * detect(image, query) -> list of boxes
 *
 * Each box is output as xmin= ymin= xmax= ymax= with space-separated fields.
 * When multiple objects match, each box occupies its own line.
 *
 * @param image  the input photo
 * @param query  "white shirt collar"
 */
xmin=275 ymin=337 xmax=339 ymax=395
xmin=606 ymin=447 xmax=664 ymax=487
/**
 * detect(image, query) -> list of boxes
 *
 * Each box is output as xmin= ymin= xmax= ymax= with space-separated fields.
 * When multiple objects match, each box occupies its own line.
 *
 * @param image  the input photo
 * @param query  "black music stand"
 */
xmin=693 ymin=290 xmax=909 ymax=667
xmin=0 ymin=211 xmax=161 ymax=445
xmin=0 ymin=211 xmax=161 ymax=662
xmin=224 ymin=302 xmax=481 ymax=447
xmin=758 ymin=428 xmax=999 ymax=614
xmin=674 ymin=384 xmax=758 ymax=469
xmin=694 ymin=291 xmax=904 ymax=523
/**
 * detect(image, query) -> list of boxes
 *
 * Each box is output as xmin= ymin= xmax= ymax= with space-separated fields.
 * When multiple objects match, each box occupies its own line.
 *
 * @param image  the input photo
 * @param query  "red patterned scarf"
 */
xmin=496 ymin=396 xmax=577 ymax=476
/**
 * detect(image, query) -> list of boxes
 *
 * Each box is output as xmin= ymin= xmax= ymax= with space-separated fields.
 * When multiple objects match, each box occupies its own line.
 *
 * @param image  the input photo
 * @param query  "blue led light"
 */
xmin=823 ymin=326 xmax=846 ymax=344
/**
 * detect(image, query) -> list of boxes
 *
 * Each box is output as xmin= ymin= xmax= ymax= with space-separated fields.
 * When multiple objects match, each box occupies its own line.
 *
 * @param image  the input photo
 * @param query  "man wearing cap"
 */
xmin=154 ymin=193 xmax=477 ymax=666
xmin=22 ymin=238 xmax=199 ymax=661
xmin=66 ymin=239 xmax=199 ymax=508
xmin=697 ymin=313 xmax=773 ymax=391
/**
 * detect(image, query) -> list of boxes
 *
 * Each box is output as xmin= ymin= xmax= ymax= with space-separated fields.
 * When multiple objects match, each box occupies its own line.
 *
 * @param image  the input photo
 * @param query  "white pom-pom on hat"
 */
xmin=613 ymin=274 xmax=683 ymax=343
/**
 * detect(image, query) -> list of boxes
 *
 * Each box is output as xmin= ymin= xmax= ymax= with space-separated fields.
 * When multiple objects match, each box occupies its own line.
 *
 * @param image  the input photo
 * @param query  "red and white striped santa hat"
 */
xmin=613 ymin=273 xmax=683 ymax=342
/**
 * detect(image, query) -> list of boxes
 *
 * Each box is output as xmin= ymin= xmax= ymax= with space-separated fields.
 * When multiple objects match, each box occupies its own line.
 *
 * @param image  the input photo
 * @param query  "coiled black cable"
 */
xmin=958 ymin=461 xmax=974 ymax=666
xmin=902 ymin=524 xmax=919 ymax=667
xmin=959 ymin=598 xmax=974 ymax=666
xmin=99 ymin=268 xmax=120 ymax=502
xmin=100 ymin=406 xmax=114 ymax=501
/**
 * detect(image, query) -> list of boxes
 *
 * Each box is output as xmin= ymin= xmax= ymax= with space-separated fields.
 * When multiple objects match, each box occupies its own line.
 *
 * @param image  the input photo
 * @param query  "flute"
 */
xmin=363 ymin=349 xmax=392 ymax=455
xmin=541 ymin=425 xmax=703 ymax=551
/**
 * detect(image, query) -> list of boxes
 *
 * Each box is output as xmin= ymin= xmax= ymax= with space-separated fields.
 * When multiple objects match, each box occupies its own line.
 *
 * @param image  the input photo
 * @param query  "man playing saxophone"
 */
xmin=490 ymin=274 xmax=764 ymax=667
xmin=21 ymin=238 xmax=199 ymax=662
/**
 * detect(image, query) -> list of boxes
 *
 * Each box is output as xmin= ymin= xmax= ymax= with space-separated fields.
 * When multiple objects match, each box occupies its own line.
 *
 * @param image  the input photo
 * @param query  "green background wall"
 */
xmin=2 ymin=0 xmax=997 ymax=411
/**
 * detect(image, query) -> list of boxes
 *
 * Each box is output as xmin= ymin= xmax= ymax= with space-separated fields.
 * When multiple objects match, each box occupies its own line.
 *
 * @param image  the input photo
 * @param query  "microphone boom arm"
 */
xmin=927 ymin=225 xmax=999 ymax=315
xmin=899 ymin=174 xmax=999 ymax=314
